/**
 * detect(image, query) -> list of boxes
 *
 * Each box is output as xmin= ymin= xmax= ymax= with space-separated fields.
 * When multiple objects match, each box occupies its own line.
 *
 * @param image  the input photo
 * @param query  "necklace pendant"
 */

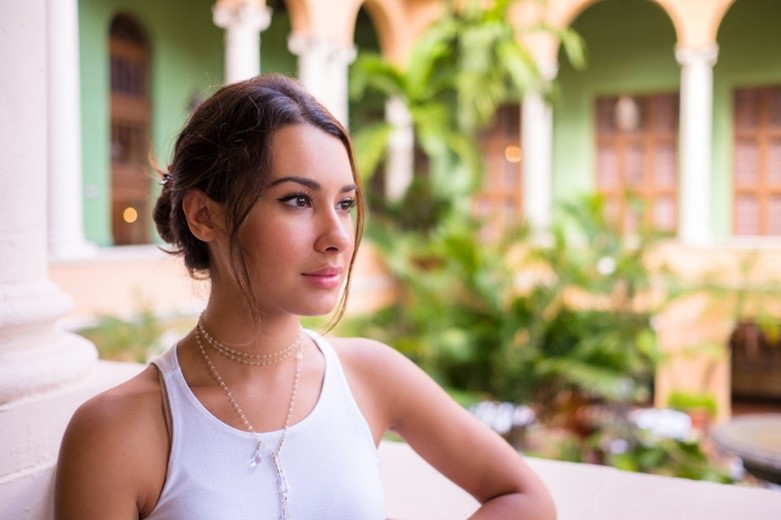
xmin=249 ymin=442 xmax=264 ymax=468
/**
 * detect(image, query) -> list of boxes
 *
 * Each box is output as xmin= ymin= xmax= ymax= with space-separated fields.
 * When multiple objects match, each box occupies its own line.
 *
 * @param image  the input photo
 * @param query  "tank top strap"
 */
xmin=150 ymin=344 xmax=179 ymax=376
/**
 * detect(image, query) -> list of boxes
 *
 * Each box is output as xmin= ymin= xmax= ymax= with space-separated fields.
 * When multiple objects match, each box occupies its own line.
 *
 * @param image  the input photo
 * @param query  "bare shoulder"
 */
xmin=326 ymin=336 xmax=425 ymax=400
xmin=55 ymin=364 xmax=169 ymax=519
xmin=327 ymin=336 xmax=410 ymax=372
xmin=70 ymin=364 xmax=162 ymax=425
xmin=325 ymin=335 xmax=449 ymax=432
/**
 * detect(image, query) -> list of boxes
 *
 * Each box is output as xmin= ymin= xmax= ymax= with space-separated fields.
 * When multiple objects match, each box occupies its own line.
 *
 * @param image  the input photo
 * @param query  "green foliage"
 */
xmin=607 ymin=430 xmax=732 ymax=483
xmin=78 ymin=310 xmax=164 ymax=363
xmin=77 ymin=311 xmax=195 ymax=363
xmin=346 ymin=195 xmax=669 ymax=412
xmin=525 ymin=403 xmax=733 ymax=482
xmin=349 ymin=0 xmax=585 ymax=233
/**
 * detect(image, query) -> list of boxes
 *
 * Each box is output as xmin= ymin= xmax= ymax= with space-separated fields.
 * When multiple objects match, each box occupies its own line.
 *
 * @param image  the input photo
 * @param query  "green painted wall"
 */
xmin=713 ymin=0 xmax=781 ymax=237
xmin=261 ymin=4 xmax=297 ymax=76
xmin=553 ymin=0 xmax=678 ymax=214
xmin=79 ymin=0 xmax=222 ymax=245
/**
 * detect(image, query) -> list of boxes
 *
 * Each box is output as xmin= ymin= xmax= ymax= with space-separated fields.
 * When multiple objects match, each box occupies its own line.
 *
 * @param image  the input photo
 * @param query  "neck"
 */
xmin=199 ymin=303 xmax=302 ymax=356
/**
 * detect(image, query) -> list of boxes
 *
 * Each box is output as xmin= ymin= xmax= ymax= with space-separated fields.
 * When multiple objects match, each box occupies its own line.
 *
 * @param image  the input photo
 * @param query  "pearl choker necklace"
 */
xmin=197 ymin=315 xmax=303 ymax=366
xmin=195 ymin=325 xmax=304 ymax=520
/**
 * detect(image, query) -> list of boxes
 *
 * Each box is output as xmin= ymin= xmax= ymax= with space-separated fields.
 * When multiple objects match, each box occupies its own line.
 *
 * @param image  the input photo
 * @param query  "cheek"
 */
xmin=246 ymin=223 xmax=309 ymax=265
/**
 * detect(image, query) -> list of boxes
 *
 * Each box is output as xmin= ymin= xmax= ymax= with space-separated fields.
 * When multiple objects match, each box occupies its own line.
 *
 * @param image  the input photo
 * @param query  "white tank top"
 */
xmin=146 ymin=330 xmax=386 ymax=519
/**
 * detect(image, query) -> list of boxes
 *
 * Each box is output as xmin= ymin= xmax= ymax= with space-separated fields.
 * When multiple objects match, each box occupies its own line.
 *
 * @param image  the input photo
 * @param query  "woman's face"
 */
xmin=216 ymin=123 xmax=357 ymax=319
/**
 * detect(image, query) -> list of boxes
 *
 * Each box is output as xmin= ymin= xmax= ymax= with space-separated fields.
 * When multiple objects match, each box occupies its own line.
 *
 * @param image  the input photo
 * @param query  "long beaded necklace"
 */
xmin=194 ymin=325 xmax=304 ymax=520
xmin=197 ymin=314 xmax=303 ymax=366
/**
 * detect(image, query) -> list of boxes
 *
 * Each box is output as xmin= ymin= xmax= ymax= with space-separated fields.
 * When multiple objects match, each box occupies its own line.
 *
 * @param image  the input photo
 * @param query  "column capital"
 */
xmin=213 ymin=2 xmax=272 ymax=32
xmin=287 ymin=34 xmax=357 ymax=65
xmin=675 ymin=44 xmax=719 ymax=67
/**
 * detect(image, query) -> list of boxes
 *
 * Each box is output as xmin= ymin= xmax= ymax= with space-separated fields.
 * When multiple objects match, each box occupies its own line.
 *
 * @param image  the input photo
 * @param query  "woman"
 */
xmin=54 ymin=74 xmax=555 ymax=519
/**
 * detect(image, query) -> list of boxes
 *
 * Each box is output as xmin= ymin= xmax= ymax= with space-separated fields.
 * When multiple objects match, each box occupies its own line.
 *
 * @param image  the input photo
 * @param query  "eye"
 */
xmin=338 ymin=198 xmax=357 ymax=212
xmin=279 ymin=192 xmax=312 ymax=208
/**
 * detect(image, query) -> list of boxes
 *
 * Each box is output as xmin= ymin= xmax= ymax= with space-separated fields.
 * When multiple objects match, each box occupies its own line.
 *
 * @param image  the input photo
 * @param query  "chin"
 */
xmin=297 ymin=298 xmax=341 ymax=318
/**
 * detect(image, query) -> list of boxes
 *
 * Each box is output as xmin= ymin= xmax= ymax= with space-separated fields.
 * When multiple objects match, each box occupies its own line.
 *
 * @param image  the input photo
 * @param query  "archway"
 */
xmin=553 ymin=0 xmax=679 ymax=233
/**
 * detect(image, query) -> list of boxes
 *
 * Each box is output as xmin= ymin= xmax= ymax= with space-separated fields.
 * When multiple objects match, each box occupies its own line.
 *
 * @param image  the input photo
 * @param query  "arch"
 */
xmin=110 ymin=13 xmax=148 ymax=44
xmin=539 ymin=0 xmax=685 ymax=65
xmin=284 ymin=0 xmax=311 ymax=36
xmin=354 ymin=0 xmax=405 ymax=65
xmin=286 ymin=0 xmax=439 ymax=66
xmin=552 ymin=0 xmax=680 ymax=225
xmin=657 ymin=0 xmax=734 ymax=49
xmin=399 ymin=0 xmax=443 ymax=64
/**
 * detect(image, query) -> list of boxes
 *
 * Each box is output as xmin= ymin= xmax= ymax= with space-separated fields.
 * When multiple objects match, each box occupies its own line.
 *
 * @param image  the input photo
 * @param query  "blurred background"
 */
xmin=2 ymin=1 xmax=781 ymax=516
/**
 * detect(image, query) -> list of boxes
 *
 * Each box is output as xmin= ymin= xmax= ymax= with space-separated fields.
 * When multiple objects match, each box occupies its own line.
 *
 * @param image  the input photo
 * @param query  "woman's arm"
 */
xmin=339 ymin=338 xmax=556 ymax=520
xmin=54 ymin=367 xmax=168 ymax=520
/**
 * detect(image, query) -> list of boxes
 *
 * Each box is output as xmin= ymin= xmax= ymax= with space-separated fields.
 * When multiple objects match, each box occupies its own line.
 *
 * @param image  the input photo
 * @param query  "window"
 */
xmin=733 ymin=86 xmax=781 ymax=236
xmin=109 ymin=14 xmax=151 ymax=245
xmin=595 ymin=94 xmax=678 ymax=234
xmin=474 ymin=104 xmax=523 ymax=238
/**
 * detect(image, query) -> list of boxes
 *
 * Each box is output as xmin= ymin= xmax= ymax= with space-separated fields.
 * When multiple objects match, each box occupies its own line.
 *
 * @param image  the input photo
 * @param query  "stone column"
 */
xmin=522 ymin=63 xmax=557 ymax=233
xmin=0 ymin=0 xmax=97 ymax=405
xmin=288 ymin=35 xmax=357 ymax=127
xmin=47 ymin=0 xmax=95 ymax=259
xmin=213 ymin=1 xmax=272 ymax=83
xmin=1 ymin=4 xmax=141 ymax=516
xmin=384 ymin=96 xmax=414 ymax=201
xmin=676 ymin=45 xmax=718 ymax=245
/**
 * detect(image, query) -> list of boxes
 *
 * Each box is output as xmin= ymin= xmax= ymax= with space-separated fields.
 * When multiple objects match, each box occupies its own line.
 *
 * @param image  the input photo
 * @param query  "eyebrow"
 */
xmin=269 ymin=175 xmax=356 ymax=193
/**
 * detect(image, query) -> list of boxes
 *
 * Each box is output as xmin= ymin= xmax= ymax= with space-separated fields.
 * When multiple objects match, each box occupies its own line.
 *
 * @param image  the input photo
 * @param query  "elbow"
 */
xmin=527 ymin=476 xmax=557 ymax=520
xmin=538 ymin=489 xmax=558 ymax=520
xmin=520 ymin=480 xmax=558 ymax=520
xmin=472 ymin=487 xmax=557 ymax=520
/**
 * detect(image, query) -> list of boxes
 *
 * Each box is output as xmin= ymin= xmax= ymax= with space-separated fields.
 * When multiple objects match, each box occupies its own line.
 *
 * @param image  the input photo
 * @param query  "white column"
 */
xmin=213 ymin=1 xmax=272 ymax=83
xmin=0 ymin=0 xmax=97 ymax=404
xmin=47 ymin=0 xmax=95 ymax=259
xmin=676 ymin=45 xmax=718 ymax=245
xmin=288 ymin=35 xmax=357 ymax=127
xmin=522 ymin=63 xmax=557 ymax=233
xmin=385 ymin=96 xmax=414 ymax=201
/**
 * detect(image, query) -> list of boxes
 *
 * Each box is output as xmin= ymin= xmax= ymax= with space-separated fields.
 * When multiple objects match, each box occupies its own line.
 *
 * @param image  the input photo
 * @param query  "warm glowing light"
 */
xmin=123 ymin=207 xmax=138 ymax=223
xmin=504 ymin=145 xmax=522 ymax=163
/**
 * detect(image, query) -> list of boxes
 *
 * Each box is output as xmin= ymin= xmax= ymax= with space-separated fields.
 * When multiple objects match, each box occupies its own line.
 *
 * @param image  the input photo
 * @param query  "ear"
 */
xmin=182 ymin=189 xmax=223 ymax=242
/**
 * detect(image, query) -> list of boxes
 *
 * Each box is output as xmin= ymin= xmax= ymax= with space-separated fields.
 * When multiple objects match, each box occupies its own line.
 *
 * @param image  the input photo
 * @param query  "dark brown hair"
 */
xmin=153 ymin=73 xmax=365 ymax=325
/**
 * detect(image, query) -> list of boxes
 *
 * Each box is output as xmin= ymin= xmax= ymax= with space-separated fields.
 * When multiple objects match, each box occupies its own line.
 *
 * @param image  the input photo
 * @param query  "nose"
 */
xmin=314 ymin=207 xmax=353 ymax=253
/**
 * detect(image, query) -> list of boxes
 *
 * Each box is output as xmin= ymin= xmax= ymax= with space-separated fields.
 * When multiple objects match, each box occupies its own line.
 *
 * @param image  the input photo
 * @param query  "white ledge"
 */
xmin=379 ymin=440 xmax=781 ymax=520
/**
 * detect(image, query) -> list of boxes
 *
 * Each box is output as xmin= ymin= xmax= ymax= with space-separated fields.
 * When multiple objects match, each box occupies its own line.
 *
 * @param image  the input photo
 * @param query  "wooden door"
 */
xmin=109 ymin=14 xmax=151 ymax=245
xmin=595 ymin=94 xmax=678 ymax=234
xmin=733 ymin=86 xmax=781 ymax=236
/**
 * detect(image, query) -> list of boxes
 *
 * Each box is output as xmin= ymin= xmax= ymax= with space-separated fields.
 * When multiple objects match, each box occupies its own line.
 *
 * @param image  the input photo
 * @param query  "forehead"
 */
xmin=268 ymin=124 xmax=354 ymax=184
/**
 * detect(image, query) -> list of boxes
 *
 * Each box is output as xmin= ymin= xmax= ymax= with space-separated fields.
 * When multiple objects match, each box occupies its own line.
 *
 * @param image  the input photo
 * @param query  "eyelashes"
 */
xmin=277 ymin=191 xmax=357 ymax=212
xmin=278 ymin=191 xmax=312 ymax=208
xmin=338 ymin=198 xmax=358 ymax=211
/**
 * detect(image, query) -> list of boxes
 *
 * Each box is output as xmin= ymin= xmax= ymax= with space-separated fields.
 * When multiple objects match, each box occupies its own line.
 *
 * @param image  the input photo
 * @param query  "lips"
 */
xmin=305 ymin=266 xmax=342 ymax=277
xmin=302 ymin=266 xmax=343 ymax=289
